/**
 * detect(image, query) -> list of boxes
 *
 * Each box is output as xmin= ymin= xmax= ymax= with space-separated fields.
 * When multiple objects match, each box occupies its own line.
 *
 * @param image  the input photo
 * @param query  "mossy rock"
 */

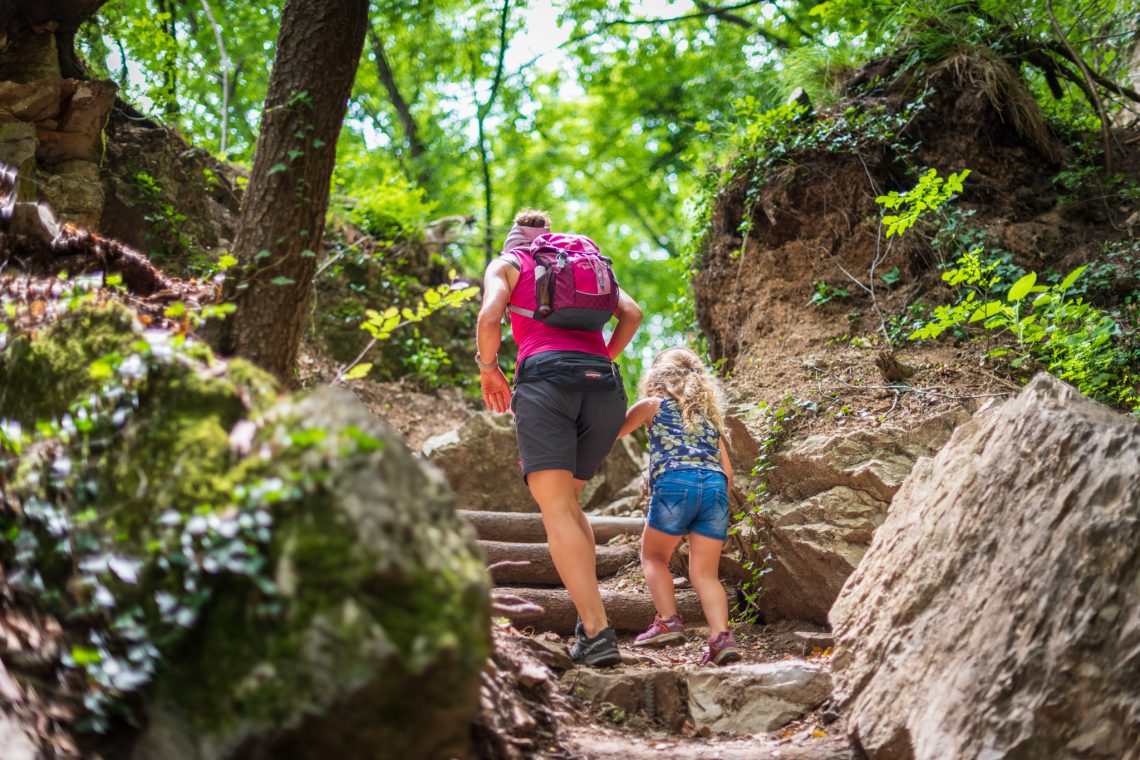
xmin=134 ymin=388 xmax=490 ymax=760
xmin=0 ymin=304 xmax=490 ymax=758
xmin=1 ymin=302 xmax=277 ymax=539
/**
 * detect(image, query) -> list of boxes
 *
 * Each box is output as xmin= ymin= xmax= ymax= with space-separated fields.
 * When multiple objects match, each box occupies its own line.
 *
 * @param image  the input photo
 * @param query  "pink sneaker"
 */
xmin=701 ymin=630 xmax=741 ymax=666
xmin=634 ymin=613 xmax=686 ymax=647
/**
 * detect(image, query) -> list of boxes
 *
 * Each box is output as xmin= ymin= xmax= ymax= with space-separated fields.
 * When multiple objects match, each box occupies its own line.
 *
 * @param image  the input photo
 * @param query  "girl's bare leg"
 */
xmin=688 ymin=533 xmax=730 ymax=636
xmin=640 ymin=525 xmax=684 ymax=618
xmin=529 ymin=469 xmax=607 ymax=636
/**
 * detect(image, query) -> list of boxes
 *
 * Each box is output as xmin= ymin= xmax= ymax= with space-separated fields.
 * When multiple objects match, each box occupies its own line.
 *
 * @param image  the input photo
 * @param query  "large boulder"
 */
xmin=757 ymin=487 xmax=886 ymax=624
xmin=755 ymin=408 xmax=969 ymax=623
xmin=0 ymin=304 xmax=491 ymax=759
xmin=134 ymin=389 xmax=491 ymax=760
xmin=830 ymin=374 xmax=1140 ymax=759
xmin=423 ymin=411 xmax=643 ymax=513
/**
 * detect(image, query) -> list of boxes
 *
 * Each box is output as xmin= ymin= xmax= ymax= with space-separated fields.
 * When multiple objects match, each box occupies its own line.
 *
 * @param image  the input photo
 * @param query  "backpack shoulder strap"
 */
xmin=506 ymin=245 xmax=555 ymax=320
xmin=496 ymin=252 xmax=521 ymax=271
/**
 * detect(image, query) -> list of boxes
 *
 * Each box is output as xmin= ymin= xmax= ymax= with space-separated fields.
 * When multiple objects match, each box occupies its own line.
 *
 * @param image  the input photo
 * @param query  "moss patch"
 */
xmin=1 ymin=309 xmax=489 ymax=754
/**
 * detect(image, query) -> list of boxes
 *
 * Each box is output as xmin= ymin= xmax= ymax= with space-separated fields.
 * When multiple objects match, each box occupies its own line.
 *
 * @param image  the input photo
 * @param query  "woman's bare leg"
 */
xmin=641 ymin=525 xmax=684 ymax=619
xmin=529 ymin=469 xmax=607 ymax=636
xmin=688 ymin=533 xmax=730 ymax=636
xmin=573 ymin=478 xmax=596 ymax=552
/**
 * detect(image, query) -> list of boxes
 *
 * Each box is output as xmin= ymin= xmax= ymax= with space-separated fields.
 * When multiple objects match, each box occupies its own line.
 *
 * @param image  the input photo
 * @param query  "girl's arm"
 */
xmin=617 ymin=397 xmax=660 ymax=438
xmin=718 ymin=439 xmax=733 ymax=491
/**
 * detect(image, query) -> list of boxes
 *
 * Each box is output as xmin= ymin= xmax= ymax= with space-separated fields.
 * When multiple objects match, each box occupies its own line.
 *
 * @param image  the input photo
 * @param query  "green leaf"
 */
xmin=1058 ymin=266 xmax=1086 ymax=293
xmin=300 ymin=249 xmax=316 ymax=258
xmin=89 ymin=358 xmax=115 ymax=380
xmin=270 ymin=276 xmax=296 ymax=286
xmin=164 ymin=302 xmax=186 ymax=318
xmin=342 ymin=363 xmax=372 ymax=380
xmin=969 ymin=301 xmax=1004 ymax=323
xmin=218 ymin=254 xmax=238 ymax=270
xmin=254 ymin=250 xmax=271 ymax=260
xmin=70 ymin=645 xmax=103 ymax=666
xmin=1007 ymin=272 xmax=1037 ymax=302
xmin=267 ymin=163 xmax=287 ymax=175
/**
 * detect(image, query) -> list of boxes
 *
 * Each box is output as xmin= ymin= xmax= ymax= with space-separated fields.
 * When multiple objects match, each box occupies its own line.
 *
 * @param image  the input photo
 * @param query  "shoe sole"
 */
xmin=713 ymin=647 xmax=741 ymax=665
xmin=579 ymin=649 xmax=623 ymax=668
xmin=633 ymin=632 xmax=686 ymax=648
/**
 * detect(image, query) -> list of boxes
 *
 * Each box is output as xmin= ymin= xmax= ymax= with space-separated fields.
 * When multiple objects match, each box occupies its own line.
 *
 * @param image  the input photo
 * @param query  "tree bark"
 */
xmin=482 ymin=540 xmax=639 ymax=585
xmin=220 ymin=0 xmax=368 ymax=382
xmin=493 ymin=587 xmax=708 ymax=634
xmin=460 ymin=510 xmax=645 ymax=544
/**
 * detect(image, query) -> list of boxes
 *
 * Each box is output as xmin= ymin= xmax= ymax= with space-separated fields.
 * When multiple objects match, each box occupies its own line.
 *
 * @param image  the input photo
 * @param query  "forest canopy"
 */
xmin=72 ymin=0 xmax=1140 ymax=375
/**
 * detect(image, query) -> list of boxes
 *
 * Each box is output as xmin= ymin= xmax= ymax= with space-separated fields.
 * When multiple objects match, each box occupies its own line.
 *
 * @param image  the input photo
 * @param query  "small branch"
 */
xmin=198 ymin=0 xmax=230 ymax=154
xmin=368 ymin=27 xmax=430 ymax=180
xmin=1045 ymin=0 xmax=1114 ymax=176
xmin=474 ymin=0 xmax=512 ymax=264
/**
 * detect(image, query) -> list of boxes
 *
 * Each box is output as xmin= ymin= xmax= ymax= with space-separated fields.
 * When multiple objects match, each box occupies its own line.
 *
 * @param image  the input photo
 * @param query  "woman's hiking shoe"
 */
xmin=634 ymin=614 xmax=686 ymax=647
xmin=701 ymin=630 xmax=741 ymax=666
xmin=570 ymin=621 xmax=622 ymax=667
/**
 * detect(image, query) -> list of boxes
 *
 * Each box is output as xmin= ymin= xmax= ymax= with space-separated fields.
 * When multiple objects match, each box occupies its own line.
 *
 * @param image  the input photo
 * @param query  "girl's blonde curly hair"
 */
xmin=639 ymin=347 xmax=729 ymax=446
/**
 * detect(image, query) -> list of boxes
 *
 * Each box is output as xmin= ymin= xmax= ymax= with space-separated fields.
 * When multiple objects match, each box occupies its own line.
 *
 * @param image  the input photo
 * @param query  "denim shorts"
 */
xmin=647 ymin=468 xmax=729 ymax=541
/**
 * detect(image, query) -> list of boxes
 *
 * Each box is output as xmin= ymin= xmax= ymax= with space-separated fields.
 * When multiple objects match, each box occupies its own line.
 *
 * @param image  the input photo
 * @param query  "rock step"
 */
xmin=460 ymin=509 xmax=644 ymax=544
xmin=564 ymin=660 xmax=832 ymax=736
xmin=493 ymin=587 xmax=707 ymax=634
xmin=481 ymin=539 xmax=638 ymax=585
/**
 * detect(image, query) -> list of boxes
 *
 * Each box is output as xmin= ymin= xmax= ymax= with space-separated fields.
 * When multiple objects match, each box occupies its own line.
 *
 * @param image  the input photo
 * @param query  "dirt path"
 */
xmin=467 ymin=506 xmax=854 ymax=759
xmin=557 ymin=724 xmax=855 ymax=759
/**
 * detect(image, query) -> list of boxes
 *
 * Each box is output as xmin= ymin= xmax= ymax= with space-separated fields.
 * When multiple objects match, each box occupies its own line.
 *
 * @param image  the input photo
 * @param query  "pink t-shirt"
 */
xmin=507 ymin=244 xmax=609 ymax=363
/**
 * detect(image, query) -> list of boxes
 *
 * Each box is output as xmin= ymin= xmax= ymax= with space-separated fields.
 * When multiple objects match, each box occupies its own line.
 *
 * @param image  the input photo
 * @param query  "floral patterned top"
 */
xmin=648 ymin=397 xmax=724 ymax=484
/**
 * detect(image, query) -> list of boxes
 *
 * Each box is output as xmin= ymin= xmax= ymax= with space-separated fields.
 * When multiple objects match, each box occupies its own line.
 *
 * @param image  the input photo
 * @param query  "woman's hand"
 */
xmin=480 ymin=365 xmax=512 ymax=414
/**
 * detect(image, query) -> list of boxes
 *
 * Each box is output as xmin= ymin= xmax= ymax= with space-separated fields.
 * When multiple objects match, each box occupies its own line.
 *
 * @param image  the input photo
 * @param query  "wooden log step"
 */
xmin=461 ymin=510 xmax=644 ymax=544
xmin=481 ymin=540 xmax=638 ymax=585
xmin=493 ymin=587 xmax=707 ymax=635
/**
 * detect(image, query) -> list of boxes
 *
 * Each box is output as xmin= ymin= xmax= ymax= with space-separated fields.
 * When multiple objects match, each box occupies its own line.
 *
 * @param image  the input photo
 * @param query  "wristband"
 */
xmin=475 ymin=352 xmax=498 ymax=370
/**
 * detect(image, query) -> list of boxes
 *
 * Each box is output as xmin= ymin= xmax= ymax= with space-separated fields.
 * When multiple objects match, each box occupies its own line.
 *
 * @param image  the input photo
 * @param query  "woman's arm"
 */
xmin=606 ymin=289 xmax=643 ymax=360
xmin=617 ymin=397 xmax=660 ymax=438
xmin=718 ymin=439 xmax=733 ymax=491
xmin=476 ymin=259 xmax=514 ymax=413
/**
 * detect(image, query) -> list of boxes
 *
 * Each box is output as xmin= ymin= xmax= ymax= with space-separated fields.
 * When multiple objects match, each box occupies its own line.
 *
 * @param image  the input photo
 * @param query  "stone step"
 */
xmin=481 ymin=539 xmax=639 ymax=585
xmin=460 ymin=509 xmax=644 ymax=544
xmin=564 ymin=660 xmax=832 ymax=736
xmin=492 ymin=587 xmax=707 ymax=634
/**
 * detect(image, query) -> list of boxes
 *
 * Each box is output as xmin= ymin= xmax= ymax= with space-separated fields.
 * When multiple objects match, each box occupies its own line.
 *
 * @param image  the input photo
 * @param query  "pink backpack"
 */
xmin=508 ymin=233 xmax=619 ymax=331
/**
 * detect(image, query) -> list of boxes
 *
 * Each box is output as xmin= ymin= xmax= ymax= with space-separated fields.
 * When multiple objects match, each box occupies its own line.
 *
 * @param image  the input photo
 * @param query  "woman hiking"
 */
xmin=476 ymin=208 xmax=642 ymax=667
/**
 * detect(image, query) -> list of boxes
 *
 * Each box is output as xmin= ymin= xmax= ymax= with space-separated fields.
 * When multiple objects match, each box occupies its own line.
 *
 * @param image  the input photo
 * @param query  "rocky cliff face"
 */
xmin=0 ymin=27 xmax=115 ymax=228
xmin=830 ymin=373 xmax=1140 ymax=759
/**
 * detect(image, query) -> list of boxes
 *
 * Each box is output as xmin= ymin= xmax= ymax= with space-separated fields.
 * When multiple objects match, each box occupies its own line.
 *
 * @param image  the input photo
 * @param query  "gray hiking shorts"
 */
xmin=511 ymin=351 xmax=627 ymax=482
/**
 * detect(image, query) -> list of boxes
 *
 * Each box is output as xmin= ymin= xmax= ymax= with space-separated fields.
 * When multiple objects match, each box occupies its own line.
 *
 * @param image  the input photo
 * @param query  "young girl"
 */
xmin=616 ymin=347 xmax=740 ymax=666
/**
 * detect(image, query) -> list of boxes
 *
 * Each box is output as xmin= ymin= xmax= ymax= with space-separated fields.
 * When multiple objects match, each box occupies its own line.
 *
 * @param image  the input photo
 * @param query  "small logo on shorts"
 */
xmin=585 ymin=371 xmax=602 ymax=379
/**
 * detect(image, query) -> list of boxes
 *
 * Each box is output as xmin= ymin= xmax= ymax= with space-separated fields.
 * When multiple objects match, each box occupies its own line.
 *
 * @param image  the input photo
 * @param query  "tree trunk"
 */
xmin=460 ymin=510 xmax=645 ymax=543
xmin=221 ymin=0 xmax=368 ymax=383
xmin=493 ymin=588 xmax=708 ymax=634
xmin=481 ymin=540 xmax=639 ymax=585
